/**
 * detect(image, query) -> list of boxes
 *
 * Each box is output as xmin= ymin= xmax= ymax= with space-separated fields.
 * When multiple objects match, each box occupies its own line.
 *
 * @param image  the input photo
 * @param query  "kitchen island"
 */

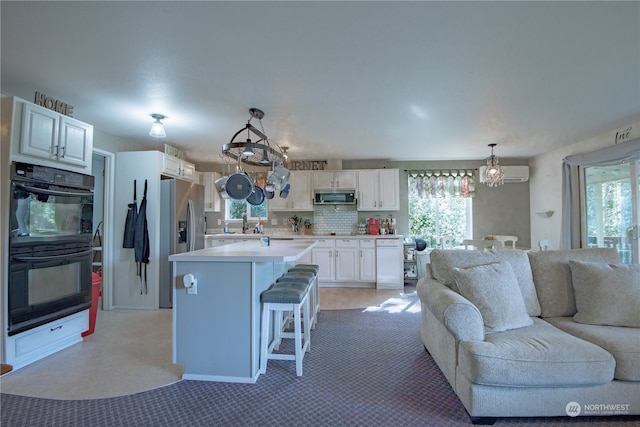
xmin=168 ymin=239 xmax=316 ymax=383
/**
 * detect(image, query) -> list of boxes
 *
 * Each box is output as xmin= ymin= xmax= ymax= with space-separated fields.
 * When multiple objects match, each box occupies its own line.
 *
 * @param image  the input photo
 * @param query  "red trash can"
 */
xmin=82 ymin=271 xmax=102 ymax=337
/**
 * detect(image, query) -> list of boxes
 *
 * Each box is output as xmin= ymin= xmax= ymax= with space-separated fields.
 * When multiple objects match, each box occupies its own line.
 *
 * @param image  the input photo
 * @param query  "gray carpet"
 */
xmin=1 ymin=309 xmax=638 ymax=427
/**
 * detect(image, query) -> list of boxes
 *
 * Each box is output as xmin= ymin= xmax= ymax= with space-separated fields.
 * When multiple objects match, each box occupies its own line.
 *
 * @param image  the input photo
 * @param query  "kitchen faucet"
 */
xmin=242 ymin=213 xmax=248 ymax=234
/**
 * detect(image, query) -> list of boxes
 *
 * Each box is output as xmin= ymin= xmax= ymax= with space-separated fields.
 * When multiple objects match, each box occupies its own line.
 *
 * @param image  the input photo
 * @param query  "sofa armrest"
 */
xmin=417 ymin=277 xmax=485 ymax=341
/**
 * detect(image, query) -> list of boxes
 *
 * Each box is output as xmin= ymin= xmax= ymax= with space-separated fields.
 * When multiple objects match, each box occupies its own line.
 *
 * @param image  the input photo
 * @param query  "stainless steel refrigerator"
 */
xmin=159 ymin=179 xmax=205 ymax=308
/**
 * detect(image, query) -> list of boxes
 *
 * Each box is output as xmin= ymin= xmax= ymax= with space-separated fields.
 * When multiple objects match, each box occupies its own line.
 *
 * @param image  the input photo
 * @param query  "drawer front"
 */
xmin=14 ymin=310 xmax=88 ymax=358
xmin=335 ymin=238 xmax=358 ymax=248
xmin=359 ymin=238 xmax=376 ymax=248
xmin=313 ymin=238 xmax=335 ymax=248
xmin=377 ymin=238 xmax=401 ymax=247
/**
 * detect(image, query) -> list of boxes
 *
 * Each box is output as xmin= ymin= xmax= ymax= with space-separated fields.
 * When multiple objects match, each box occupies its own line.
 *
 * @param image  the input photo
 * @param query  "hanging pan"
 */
xmin=225 ymin=155 xmax=254 ymax=200
xmin=246 ymin=172 xmax=265 ymax=205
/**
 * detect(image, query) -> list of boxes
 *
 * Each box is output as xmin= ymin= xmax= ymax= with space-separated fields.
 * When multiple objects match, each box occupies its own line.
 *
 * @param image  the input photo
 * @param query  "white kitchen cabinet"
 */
xmin=334 ymin=239 xmax=359 ymax=281
xmin=162 ymin=153 xmax=196 ymax=181
xmin=311 ymin=239 xmax=335 ymax=283
xmin=357 ymin=169 xmax=399 ymax=211
xmin=207 ymin=237 xmax=254 ymax=247
xmin=312 ymin=170 xmax=357 ymax=190
xmin=269 ymin=171 xmax=313 ymax=211
xmin=358 ymin=238 xmax=377 ymax=282
xmin=199 ymin=171 xmax=222 ymax=212
xmin=4 ymin=97 xmax=93 ymax=173
xmin=376 ymin=238 xmax=404 ymax=289
xmin=4 ymin=309 xmax=88 ymax=370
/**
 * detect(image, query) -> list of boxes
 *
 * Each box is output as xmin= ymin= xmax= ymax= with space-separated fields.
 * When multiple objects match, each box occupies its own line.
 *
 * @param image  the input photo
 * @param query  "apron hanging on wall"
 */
xmin=123 ymin=180 xmax=137 ymax=248
xmin=134 ymin=179 xmax=150 ymax=294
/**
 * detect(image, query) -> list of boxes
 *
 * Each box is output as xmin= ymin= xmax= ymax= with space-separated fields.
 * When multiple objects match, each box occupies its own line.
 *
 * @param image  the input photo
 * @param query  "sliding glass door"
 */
xmin=583 ymin=159 xmax=639 ymax=264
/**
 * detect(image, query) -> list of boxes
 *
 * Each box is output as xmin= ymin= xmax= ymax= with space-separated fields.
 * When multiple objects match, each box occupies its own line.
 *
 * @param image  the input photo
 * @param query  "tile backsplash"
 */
xmin=313 ymin=205 xmax=358 ymax=235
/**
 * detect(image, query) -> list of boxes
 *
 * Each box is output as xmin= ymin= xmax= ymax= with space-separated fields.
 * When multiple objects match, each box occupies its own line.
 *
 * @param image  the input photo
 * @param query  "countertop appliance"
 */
xmin=314 ymin=190 xmax=356 ymax=205
xmin=159 ymin=179 xmax=205 ymax=308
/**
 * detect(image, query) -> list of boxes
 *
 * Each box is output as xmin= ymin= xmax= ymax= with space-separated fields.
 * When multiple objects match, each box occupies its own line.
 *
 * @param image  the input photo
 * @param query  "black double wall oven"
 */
xmin=8 ymin=162 xmax=94 ymax=336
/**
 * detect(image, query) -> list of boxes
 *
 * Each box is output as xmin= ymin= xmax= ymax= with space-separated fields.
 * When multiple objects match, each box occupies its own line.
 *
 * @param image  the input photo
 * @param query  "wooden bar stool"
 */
xmin=260 ymin=280 xmax=312 ymax=376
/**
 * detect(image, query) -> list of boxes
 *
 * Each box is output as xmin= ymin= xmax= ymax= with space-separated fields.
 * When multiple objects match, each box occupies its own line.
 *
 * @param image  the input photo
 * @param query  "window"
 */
xmin=225 ymin=199 xmax=268 ymax=222
xmin=407 ymin=171 xmax=474 ymax=248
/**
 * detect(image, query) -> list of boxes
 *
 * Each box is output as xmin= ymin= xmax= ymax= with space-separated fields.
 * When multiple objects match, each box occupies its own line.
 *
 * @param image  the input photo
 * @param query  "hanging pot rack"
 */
xmin=221 ymin=108 xmax=285 ymax=167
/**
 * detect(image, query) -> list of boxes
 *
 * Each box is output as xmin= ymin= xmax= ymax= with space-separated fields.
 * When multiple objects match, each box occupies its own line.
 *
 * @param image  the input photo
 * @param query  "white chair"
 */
xmin=440 ymin=235 xmax=455 ymax=249
xmin=538 ymin=239 xmax=549 ymax=251
xmin=485 ymin=235 xmax=518 ymax=249
xmin=462 ymin=239 xmax=504 ymax=250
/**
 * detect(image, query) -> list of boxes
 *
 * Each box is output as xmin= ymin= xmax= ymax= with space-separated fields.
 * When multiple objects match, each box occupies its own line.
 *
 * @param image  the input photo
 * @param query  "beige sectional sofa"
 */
xmin=416 ymin=247 xmax=639 ymax=424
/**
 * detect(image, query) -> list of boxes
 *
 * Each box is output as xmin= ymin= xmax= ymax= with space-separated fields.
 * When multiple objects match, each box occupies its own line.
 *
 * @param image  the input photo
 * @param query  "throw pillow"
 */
xmin=451 ymin=261 xmax=533 ymax=333
xmin=569 ymin=260 xmax=640 ymax=328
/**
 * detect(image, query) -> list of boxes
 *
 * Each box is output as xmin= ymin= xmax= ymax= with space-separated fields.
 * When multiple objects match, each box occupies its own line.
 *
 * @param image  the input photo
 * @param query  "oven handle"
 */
xmin=13 ymin=249 xmax=93 ymax=262
xmin=14 ymin=182 xmax=93 ymax=197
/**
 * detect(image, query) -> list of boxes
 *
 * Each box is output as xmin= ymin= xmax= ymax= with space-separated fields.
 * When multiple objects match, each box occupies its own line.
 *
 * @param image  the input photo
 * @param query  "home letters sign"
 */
xmin=34 ymin=91 xmax=74 ymax=117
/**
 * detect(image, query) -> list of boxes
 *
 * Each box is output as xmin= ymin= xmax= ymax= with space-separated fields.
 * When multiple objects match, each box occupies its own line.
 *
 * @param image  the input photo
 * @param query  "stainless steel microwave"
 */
xmin=314 ymin=190 xmax=356 ymax=205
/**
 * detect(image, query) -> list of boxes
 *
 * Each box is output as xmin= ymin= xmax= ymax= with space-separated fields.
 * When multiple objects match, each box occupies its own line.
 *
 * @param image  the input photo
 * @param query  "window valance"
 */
xmin=407 ymin=169 xmax=476 ymax=198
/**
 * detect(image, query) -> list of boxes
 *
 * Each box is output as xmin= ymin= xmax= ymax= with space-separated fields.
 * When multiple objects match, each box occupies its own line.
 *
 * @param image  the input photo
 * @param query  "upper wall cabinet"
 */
xmin=162 ymin=153 xmax=196 ymax=181
xmin=357 ymin=169 xmax=400 ymax=211
xmin=312 ymin=170 xmax=357 ymax=190
xmin=269 ymin=171 xmax=313 ymax=211
xmin=3 ymin=96 xmax=93 ymax=174
xmin=198 ymin=171 xmax=222 ymax=212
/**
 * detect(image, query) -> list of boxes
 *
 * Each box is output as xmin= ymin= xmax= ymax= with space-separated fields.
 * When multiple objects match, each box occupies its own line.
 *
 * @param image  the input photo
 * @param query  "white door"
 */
xmin=312 ymin=248 xmax=334 ymax=282
xmin=357 ymin=170 xmax=378 ymax=210
xmin=378 ymin=169 xmax=399 ymax=210
xmin=583 ymin=158 xmax=639 ymax=264
xmin=335 ymin=247 xmax=358 ymax=281
xmin=359 ymin=248 xmax=376 ymax=281
xmin=59 ymin=116 xmax=92 ymax=167
xmin=20 ymin=103 xmax=59 ymax=160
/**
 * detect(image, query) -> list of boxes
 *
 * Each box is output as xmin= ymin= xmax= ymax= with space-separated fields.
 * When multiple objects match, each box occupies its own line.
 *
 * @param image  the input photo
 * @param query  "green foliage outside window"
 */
xmin=226 ymin=199 xmax=267 ymax=221
xmin=407 ymin=178 xmax=471 ymax=248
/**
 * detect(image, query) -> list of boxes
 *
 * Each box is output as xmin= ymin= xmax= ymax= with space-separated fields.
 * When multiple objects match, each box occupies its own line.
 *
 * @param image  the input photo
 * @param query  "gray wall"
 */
xmin=343 ymin=159 xmax=531 ymax=249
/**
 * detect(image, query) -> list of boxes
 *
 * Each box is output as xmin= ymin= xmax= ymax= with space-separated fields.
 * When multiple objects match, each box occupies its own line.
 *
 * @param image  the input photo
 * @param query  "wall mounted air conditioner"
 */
xmin=479 ymin=165 xmax=530 ymax=183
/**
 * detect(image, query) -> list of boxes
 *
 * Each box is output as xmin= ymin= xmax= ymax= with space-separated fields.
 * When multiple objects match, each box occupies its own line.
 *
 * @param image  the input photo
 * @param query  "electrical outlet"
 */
xmin=271 ymin=219 xmax=278 ymax=225
xmin=217 ymin=219 xmax=222 ymax=225
xmin=187 ymin=280 xmax=197 ymax=295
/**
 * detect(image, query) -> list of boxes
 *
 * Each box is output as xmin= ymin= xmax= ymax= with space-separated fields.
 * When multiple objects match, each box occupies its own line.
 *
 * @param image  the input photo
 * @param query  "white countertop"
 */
xmin=169 ymin=239 xmax=317 ymax=262
xmin=204 ymin=233 xmax=403 ymax=240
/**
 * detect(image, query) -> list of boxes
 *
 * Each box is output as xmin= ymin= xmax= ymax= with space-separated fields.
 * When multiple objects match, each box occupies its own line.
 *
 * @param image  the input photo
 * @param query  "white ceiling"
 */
xmin=2 ymin=1 xmax=639 ymax=164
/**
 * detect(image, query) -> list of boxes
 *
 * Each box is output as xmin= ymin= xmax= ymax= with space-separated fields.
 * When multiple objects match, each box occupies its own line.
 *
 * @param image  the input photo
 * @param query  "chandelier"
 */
xmin=482 ymin=143 xmax=504 ymax=187
xmin=221 ymin=108 xmax=285 ymax=167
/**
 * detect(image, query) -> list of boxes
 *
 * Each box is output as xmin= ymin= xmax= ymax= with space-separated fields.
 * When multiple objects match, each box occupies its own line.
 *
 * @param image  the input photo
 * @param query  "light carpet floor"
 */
xmin=0 ymin=287 xmax=418 ymax=400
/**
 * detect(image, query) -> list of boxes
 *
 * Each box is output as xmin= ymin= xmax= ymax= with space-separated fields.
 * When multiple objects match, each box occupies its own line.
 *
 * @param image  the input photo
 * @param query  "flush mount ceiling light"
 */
xmin=149 ymin=114 xmax=166 ymax=138
xmin=482 ymin=143 xmax=505 ymax=187
xmin=222 ymin=108 xmax=284 ymax=167
xmin=281 ymin=146 xmax=289 ymax=163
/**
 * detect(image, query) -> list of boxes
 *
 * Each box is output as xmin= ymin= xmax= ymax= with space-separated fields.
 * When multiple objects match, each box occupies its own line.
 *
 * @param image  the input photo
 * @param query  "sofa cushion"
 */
xmin=569 ymin=260 xmax=640 ymax=328
xmin=545 ymin=316 xmax=640 ymax=381
xmin=451 ymin=262 xmax=532 ymax=333
xmin=458 ymin=318 xmax=615 ymax=387
xmin=429 ymin=249 xmax=541 ymax=316
xmin=528 ymin=248 xmax=620 ymax=318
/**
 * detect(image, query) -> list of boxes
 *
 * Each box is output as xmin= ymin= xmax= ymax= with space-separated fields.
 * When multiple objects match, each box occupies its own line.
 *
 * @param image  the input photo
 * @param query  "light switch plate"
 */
xmin=217 ymin=219 xmax=222 ymax=225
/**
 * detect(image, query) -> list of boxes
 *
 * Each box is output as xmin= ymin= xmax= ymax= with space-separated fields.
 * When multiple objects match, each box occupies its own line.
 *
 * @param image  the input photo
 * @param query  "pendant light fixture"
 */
xmin=149 ymin=114 xmax=166 ymax=138
xmin=482 ymin=143 xmax=504 ymax=187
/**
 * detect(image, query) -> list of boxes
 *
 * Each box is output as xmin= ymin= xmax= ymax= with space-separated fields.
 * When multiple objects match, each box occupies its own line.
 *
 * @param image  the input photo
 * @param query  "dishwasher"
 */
xmin=376 ymin=238 xmax=404 ymax=289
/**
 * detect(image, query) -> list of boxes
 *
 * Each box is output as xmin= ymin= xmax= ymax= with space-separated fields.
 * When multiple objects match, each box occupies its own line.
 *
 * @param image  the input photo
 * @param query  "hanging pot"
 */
xmin=225 ymin=172 xmax=253 ymax=200
xmin=264 ymin=187 xmax=275 ymax=199
xmin=215 ymin=156 xmax=232 ymax=199
xmin=215 ymin=175 xmax=230 ymax=199
xmin=247 ymin=185 xmax=265 ymax=205
xmin=279 ymin=183 xmax=291 ymax=198
xmin=267 ymin=164 xmax=291 ymax=191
